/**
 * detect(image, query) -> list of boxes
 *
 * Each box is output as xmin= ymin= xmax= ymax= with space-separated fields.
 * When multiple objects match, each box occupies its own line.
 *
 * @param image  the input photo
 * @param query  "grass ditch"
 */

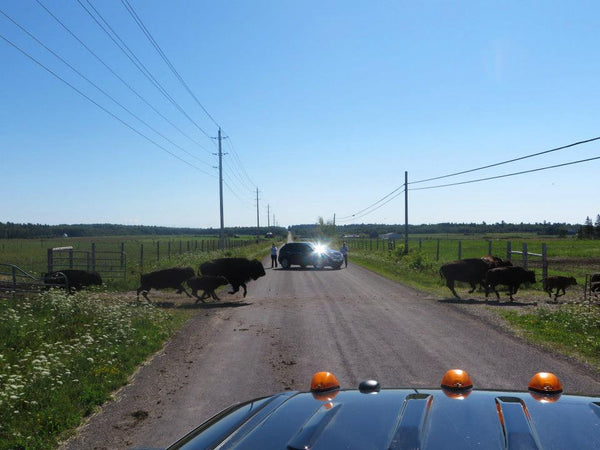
xmin=0 ymin=242 xmax=272 ymax=449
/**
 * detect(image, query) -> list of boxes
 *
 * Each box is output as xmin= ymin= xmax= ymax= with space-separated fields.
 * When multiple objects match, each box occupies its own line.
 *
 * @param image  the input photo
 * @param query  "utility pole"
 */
xmin=213 ymin=128 xmax=227 ymax=248
xmin=267 ymin=204 xmax=270 ymax=228
xmin=404 ymin=171 xmax=409 ymax=254
xmin=256 ymin=187 xmax=260 ymax=241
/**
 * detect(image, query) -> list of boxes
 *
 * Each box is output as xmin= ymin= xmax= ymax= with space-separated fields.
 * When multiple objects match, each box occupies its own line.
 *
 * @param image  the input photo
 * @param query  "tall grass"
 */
xmin=0 ymin=289 xmax=184 ymax=449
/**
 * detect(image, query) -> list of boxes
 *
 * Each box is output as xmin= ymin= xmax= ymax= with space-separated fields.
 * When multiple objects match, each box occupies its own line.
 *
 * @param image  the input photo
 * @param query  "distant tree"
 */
xmin=595 ymin=214 xmax=600 ymax=239
xmin=316 ymin=217 xmax=336 ymax=239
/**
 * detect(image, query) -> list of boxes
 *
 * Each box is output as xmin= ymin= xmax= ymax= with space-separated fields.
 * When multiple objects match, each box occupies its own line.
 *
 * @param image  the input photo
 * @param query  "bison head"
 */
xmin=250 ymin=260 xmax=266 ymax=280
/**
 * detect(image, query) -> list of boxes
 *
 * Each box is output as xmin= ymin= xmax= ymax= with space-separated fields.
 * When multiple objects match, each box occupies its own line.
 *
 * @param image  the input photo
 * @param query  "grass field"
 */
xmin=0 ymin=235 xmax=265 ymax=291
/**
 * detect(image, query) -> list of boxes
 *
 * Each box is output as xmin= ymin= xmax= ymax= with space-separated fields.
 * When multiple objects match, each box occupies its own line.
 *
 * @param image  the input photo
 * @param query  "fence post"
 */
xmin=458 ymin=241 xmax=462 ymax=259
xmin=436 ymin=239 xmax=440 ymax=261
xmin=47 ymin=248 xmax=53 ymax=273
xmin=179 ymin=240 xmax=182 ymax=254
xmin=156 ymin=241 xmax=160 ymax=261
xmin=507 ymin=241 xmax=512 ymax=261
xmin=69 ymin=248 xmax=74 ymax=269
xmin=187 ymin=241 xmax=190 ymax=252
xmin=522 ymin=243 xmax=528 ymax=270
xmin=488 ymin=240 xmax=492 ymax=256
xmin=542 ymin=243 xmax=547 ymax=280
xmin=168 ymin=241 xmax=171 ymax=260
xmin=91 ymin=243 xmax=96 ymax=271
xmin=140 ymin=244 xmax=144 ymax=271
xmin=120 ymin=243 xmax=125 ymax=270
xmin=419 ymin=238 xmax=422 ymax=251
xmin=369 ymin=239 xmax=372 ymax=251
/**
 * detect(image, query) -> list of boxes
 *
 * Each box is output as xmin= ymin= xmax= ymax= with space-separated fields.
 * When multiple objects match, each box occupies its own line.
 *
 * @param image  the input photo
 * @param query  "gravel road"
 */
xmin=61 ymin=258 xmax=600 ymax=449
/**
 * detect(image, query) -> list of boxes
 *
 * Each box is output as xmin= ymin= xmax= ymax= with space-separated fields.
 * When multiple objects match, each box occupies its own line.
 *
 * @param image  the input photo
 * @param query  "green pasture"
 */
xmin=0 ymin=235 xmax=272 ymax=291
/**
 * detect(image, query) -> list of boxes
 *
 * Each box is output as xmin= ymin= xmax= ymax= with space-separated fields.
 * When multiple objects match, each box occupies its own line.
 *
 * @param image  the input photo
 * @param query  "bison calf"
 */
xmin=200 ymin=258 xmax=266 ymax=297
xmin=44 ymin=269 xmax=102 ymax=292
xmin=543 ymin=276 xmax=577 ymax=301
xmin=137 ymin=267 xmax=195 ymax=301
xmin=485 ymin=266 xmax=536 ymax=301
xmin=186 ymin=275 xmax=229 ymax=303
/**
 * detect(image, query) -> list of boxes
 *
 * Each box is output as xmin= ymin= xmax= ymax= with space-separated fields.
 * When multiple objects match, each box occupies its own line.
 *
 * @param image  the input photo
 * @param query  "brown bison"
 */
xmin=44 ymin=269 xmax=103 ymax=292
xmin=199 ymin=258 xmax=266 ymax=297
xmin=439 ymin=255 xmax=512 ymax=299
xmin=485 ymin=266 xmax=536 ymax=301
xmin=137 ymin=267 xmax=195 ymax=301
xmin=542 ymin=276 xmax=577 ymax=300
xmin=186 ymin=275 xmax=229 ymax=303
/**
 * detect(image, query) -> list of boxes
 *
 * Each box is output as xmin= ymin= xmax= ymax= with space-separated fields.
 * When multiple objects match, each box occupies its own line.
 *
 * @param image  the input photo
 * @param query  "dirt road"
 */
xmin=62 ymin=259 xmax=600 ymax=449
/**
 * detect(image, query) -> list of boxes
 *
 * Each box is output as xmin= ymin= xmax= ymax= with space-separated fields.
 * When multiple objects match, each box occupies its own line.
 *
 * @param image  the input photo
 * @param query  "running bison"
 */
xmin=485 ymin=266 xmax=536 ymax=301
xmin=439 ymin=256 xmax=512 ymax=299
xmin=186 ymin=275 xmax=229 ymax=303
xmin=137 ymin=266 xmax=195 ymax=301
xmin=542 ymin=275 xmax=577 ymax=300
xmin=44 ymin=269 xmax=103 ymax=292
xmin=199 ymin=258 xmax=266 ymax=297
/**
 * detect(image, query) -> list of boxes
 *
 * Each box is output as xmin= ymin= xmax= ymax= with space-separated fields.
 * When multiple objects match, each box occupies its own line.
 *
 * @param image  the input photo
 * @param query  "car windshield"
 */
xmin=1 ymin=2 xmax=599 ymax=449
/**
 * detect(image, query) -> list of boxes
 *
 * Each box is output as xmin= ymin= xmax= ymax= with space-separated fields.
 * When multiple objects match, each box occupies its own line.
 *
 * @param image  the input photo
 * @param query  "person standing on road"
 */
xmin=340 ymin=241 xmax=348 ymax=268
xmin=270 ymin=243 xmax=278 ymax=268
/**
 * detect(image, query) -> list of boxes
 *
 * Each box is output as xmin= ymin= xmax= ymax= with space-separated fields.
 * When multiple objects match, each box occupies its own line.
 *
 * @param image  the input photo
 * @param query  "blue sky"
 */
xmin=1 ymin=1 xmax=599 ymax=228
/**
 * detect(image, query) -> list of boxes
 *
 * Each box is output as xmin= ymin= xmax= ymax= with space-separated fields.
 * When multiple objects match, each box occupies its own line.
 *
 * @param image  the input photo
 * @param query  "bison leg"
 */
xmin=241 ymin=283 xmax=247 ymax=297
xmin=194 ymin=291 xmax=208 ymax=304
xmin=445 ymin=280 xmax=460 ymax=299
xmin=142 ymin=290 xmax=151 ymax=302
xmin=228 ymin=284 xmax=240 ymax=295
xmin=176 ymin=284 xmax=192 ymax=297
xmin=210 ymin=290 xmax=220 ymax=301
xmin=467 ymin=281 xmax=478 ymax=294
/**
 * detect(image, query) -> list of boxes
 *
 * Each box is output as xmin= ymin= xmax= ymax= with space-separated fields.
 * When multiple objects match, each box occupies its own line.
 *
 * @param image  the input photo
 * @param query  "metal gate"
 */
xmin=47 ymin=245 xmax=126 ymax=280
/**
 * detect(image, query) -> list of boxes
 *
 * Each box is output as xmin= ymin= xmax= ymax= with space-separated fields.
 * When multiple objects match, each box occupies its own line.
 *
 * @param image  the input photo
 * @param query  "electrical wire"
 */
xmin=121 ymin=0 xmax=220 ymax=129
xmin=409 ymin=136 xmax=600 ymax=185
xmin=35 ymin=0 xmax=214 ymax=155
xmin=0 ymin=32 xmax=214 ymax=175
xmin=338 ymin=136 xmax=599 ymax=220
xmin=77 ymin=0 xmax=215 ymax=145
xmin=0 ymin=7 xmax=214 ymax=169
xmin=409 ymin=155 xmax=600 ymax=191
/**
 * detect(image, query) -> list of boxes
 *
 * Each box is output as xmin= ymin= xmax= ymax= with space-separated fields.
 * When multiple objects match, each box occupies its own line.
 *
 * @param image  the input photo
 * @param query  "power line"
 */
xmin=337 ymin=188 xmax=406 ymax=223
xmin=121 ymin=0 xmax=220 ymax=129
xmin=338 ymin=135 xmax=600 ymax=220
xmin=76 ymin=0 xmax=215 ymax=145
xmin=0 ymin=31 xmax=213 ymax=175
xmin=34 ymin=0 xmax=214 ymax=155
xmin=409 ymin=136 xmax=600 ymax=185
xmin=0 ymin=7 xmax=214 ymax=169
xmin=410 ymin=155 xmax=600 ymax=191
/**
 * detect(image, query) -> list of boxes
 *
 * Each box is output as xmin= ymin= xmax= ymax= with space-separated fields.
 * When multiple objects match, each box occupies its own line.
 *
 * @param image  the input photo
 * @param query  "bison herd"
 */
xmin=136 ymin=257 xmax=266 ymax=303
xmin=440 ymin=255 xmax=589 ymax=302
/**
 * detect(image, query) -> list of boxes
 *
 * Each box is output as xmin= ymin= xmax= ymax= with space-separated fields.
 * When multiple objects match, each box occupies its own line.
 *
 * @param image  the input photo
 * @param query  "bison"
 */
xmin=44 ymin=269 xmax=103 ymax=292
xmin=485 ymin=266 xmax=536 ymax=301
xmin=186 ymin=275 xmax=229 ymax=303
xmin=542 ymin=276 xmax=577 ymax=300
xmin=137 ymin=267 xmax=195 ymax=301
xmin=199 ymin=258 xmax=266 ymax=297
xmin=439 ymin=255 xmax=512 ymax=299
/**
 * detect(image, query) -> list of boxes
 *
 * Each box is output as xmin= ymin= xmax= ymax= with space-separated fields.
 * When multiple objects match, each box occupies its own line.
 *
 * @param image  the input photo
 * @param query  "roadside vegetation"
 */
xmin=0 ymin=239 xmax=272 ymax=449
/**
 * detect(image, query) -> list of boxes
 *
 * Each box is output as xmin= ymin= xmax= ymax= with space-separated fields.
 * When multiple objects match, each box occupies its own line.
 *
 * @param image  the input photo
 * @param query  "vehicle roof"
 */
xmin=169 ymin=387 xmax=600 ymax=449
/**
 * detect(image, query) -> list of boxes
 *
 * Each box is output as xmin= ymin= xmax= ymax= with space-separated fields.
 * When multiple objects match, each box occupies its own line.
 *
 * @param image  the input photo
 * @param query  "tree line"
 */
xmin=291 ymin=220 xmax=582 ymax=238
xmin=0 ymin=222 xmax=287 ymax=239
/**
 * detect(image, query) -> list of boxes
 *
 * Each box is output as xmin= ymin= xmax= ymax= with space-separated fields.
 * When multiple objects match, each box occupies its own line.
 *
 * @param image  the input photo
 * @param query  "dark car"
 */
xmin=277 ymin=242 xmax=343 ymax=269
xmin=167 ymin=369 xmax=600 ymax=449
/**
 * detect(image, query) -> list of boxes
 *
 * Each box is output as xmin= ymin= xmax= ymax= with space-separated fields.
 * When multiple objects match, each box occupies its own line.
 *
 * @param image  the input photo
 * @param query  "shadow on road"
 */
xmin=438 ymin=297 xmax=537 ymax=307
xmin=147 ymin=301 xmax=252 ymax=309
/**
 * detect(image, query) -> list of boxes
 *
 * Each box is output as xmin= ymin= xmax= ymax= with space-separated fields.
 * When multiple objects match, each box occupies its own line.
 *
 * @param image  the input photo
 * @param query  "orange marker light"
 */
xmin=310 ymin=371 xmax=340 ymax=393
xmin=441 ymin=369 xmax=473 ymax=390
xmin=528 ymin=372 xmax=563 ymax=394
